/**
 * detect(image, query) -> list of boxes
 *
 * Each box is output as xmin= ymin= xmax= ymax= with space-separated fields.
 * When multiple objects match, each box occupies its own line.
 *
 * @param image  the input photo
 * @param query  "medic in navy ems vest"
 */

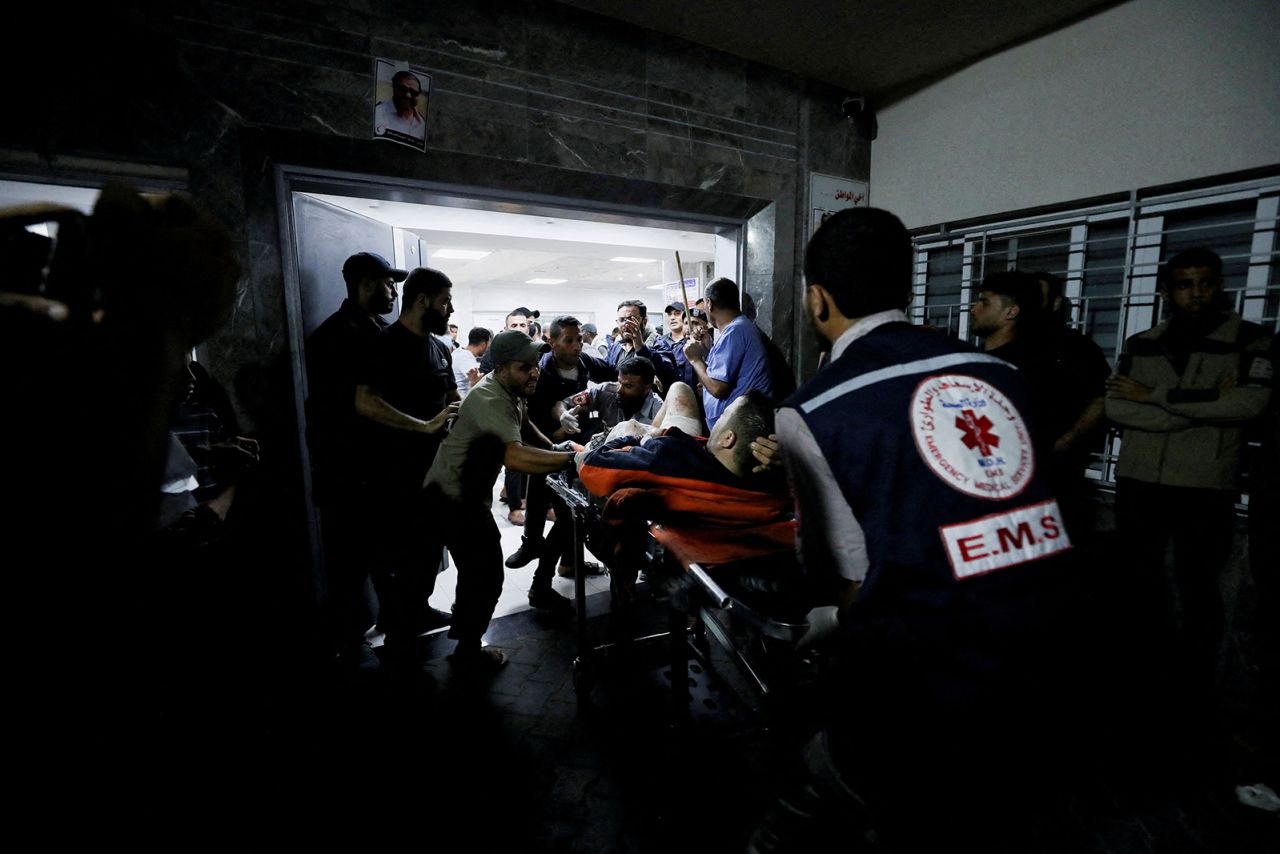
xmin=778 ymin=208 xmax=1075 ymax=624
xmin=756 ymin=207 xmax=1084 ymax=850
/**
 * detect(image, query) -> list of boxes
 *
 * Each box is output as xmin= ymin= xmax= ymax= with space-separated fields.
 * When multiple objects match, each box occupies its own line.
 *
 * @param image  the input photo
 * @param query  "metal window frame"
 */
xmin=911 ymin=171 xmax=1280 ymax=495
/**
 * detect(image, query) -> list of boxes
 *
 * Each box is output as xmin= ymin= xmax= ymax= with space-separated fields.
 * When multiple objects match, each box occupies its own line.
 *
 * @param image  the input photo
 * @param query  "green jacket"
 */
xmin=1106 ymin=312 xmax=1273 ymax=490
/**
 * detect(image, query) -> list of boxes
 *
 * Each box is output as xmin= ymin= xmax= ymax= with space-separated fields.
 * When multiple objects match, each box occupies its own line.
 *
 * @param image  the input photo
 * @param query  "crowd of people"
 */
xmin=5 ymin=187 xmax=1274 ymax=847
xmin=298 ymin=211 xmax=1276 ymax=842
xmin=303 ymin=248 xmax=791 ymax=673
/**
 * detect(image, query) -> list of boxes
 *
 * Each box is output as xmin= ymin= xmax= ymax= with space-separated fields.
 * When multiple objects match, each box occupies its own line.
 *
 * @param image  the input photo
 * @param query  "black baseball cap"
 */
xmin=342 ymin=252 xmax=407 ymax=282
xmin=665 ymin=301 xmax=687 ymax=314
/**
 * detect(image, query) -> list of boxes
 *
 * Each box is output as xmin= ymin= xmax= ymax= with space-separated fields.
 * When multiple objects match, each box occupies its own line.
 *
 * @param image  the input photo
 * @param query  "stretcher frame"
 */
xmin=545 ymin=473 xmax=809 ymax=722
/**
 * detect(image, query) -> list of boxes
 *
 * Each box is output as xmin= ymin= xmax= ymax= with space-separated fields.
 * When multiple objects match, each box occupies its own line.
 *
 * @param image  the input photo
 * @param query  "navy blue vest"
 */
xmin=786 ymin=323 xmax=1074 ymax=658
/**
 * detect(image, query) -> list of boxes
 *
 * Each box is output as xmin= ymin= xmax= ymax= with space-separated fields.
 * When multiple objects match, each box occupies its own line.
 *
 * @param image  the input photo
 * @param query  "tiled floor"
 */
xmin=117 ymin=493 xmax=1276 ymax=852
xmin=112 ymin=516 xmax=1279 ymax=854
xmin=258 ymin=595 xmax=1280 ymax=853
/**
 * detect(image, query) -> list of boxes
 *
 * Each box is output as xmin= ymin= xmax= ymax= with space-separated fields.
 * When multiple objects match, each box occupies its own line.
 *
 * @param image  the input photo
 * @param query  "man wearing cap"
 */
xmin=581 ymin=323 xmax=607 ymax=360
xmin=663 ymin=301 xmax=696 ymax=386
xmin=481 ymin=306 xmax=541 ymax=523
xmin=353 ymin=267 xmax=461 ymax=662
xmin=503 ymin=315 xmax=615 ymax=591
xmin=686 ymin=307 xmax=714 ymax=350
xmin=305 ymin=251 xmax=405 ymax=668
xmin=424 ymin=329 xmax=580 ymax=672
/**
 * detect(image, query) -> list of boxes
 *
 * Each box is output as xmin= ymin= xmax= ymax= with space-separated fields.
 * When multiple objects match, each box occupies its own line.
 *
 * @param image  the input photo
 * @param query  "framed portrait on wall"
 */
xmin=372 ymin=58 xmax=431 ymax=152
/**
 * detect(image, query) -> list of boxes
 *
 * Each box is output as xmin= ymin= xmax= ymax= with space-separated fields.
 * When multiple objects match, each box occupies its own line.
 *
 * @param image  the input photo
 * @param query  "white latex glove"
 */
xmin=559 ymin=406 xmax=580 ymax=434
xmin=797 ymin=605 xmax=840 ymax=650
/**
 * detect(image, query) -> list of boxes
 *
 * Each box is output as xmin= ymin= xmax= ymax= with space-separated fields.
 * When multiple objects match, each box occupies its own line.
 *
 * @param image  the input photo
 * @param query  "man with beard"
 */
xmin=512 ymin=355 xmax=668 ymax=607
xmin=607 ymin=299 xmax=679 ymax=393
xmin=566 ymin=355 xmax=664 ymax=436
xmin=504 ymin=315 xmax=615 ymax=599
xmin=354 ymin=266 xmax=461 ymax=666
xmin=751 ymin=208 xmax=1082 ymax=851
xmin=482 ymin=306 xmax=540 ymax=523
xmin=1106 ymin=247 xmax=1272 ymax=780
xmin=424 ymin=330 xmax=580 ymax=673
xmin=305 ymin=251 xmax=405 ymax=669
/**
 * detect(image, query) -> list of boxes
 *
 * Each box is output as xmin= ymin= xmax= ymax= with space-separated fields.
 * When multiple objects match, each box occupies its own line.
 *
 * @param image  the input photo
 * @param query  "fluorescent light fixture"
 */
xmin=525 ymin=277 xmax=567 ymax=285
xmin=611 ymin=256 xmax=657 ymax=263
xmin=432 ymin=249 xmax=491 ymax=260
xmin=646 ymin=284 xmax=665 ymax=290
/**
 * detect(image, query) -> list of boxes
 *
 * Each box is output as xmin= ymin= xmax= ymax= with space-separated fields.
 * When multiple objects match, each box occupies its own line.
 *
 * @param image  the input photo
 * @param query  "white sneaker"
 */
xmin=1234 ymin=782 xmax=1280 ymax=813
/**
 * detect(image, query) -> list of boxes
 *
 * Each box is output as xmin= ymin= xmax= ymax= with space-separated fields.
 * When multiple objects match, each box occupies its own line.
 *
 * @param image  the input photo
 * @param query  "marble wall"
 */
xmin=13 ymin=0 xmax=869 ymax=407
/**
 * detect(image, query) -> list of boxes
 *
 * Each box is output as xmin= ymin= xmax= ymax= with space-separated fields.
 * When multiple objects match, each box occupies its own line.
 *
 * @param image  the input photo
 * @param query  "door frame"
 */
xmin=275 ymin=164 xmax=749 ymax=572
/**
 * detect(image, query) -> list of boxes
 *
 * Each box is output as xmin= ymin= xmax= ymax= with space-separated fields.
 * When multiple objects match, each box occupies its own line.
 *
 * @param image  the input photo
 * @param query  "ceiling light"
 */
xmin=432 ymin=249 xmax=491 ymax=260
xmin=636 ymin=273 xmax=644 ymax=278
xmin=526 ymin=278 xmax=567 ymax=285
xmin=611 ymin=256 xmax=657 ymax=263
xmin=646 ymin=284 xmax=665 ymax=290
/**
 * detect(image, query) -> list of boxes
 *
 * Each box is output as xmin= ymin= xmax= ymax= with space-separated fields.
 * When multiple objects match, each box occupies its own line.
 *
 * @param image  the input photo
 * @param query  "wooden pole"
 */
xmin=674 ymin=251 xmax=690 ymax=327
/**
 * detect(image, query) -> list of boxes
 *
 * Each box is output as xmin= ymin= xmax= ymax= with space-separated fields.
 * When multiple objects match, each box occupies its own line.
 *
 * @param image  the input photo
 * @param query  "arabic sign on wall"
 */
xmin=809 ymin=172 xmax=869 ymax=237
xmin=662 ymin=278 xmax=701 ymax=311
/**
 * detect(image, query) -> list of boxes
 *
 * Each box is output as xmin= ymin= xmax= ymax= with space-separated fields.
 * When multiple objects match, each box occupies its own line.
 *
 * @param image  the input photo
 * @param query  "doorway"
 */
xmin=280 ymin=171 xmax=744 ymax=624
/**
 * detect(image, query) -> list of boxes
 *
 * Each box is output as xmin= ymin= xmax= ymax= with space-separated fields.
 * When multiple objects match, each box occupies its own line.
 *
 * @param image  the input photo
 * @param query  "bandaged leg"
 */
xmin=650 ymin=381 xmax=704 ymax=437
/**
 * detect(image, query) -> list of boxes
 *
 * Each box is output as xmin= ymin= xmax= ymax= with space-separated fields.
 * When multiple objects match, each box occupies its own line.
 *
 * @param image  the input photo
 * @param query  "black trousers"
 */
xmin=530 ymin=491 xmax=577 ymax=590
xmin=1115 ymin=478 xmax=1237 ymax=742
xmin=522 ymin=472 xmax=551 ymax=541
xmin=368 ymin=486 xmax=444 ymax=651
xmin=503 ymin=467 xmax=526 ymax=508
xmin=424 ymin=486 xmax=505 ymax=648
xmin=524 ymin=473 xmax=574 ymax=572
xmin=320 ymin=494 xmax=379 ymax=654
xmin=1246 ymin=460 xmax=1279 ymax=782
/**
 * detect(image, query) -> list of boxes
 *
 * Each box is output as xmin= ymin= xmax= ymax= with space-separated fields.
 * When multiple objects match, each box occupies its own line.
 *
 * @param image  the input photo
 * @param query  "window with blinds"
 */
xmin=910 ymin=171 xmax=1280 ymax=493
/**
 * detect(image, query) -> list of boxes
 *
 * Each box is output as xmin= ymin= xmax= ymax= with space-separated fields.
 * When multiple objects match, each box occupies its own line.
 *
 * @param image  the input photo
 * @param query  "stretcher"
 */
xmin=544 ymin=472 xmax=811 ymax=722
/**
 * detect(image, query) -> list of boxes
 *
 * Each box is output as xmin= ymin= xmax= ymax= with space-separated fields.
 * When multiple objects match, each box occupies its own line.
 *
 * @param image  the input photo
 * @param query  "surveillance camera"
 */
xmin=842 ymin=96 xmax=878 ymax=140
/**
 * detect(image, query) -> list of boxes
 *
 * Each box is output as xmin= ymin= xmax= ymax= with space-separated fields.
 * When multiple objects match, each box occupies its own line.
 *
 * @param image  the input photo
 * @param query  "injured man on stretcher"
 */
xmin=573 ymin=385 xmax=797 ymax=611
